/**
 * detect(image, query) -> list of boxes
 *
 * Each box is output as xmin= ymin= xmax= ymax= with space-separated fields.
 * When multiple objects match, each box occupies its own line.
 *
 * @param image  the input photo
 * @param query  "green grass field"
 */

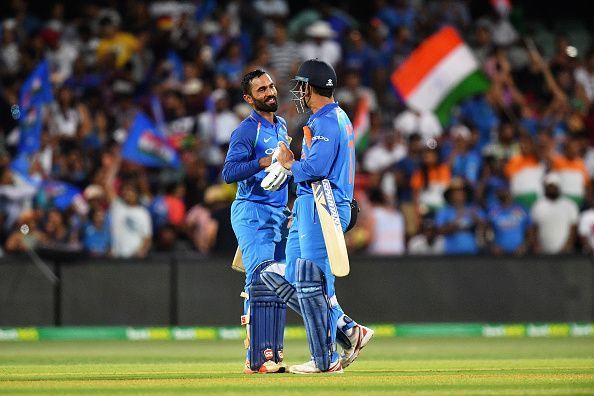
xmin=0 ymin=337 xmax=593 ymax=395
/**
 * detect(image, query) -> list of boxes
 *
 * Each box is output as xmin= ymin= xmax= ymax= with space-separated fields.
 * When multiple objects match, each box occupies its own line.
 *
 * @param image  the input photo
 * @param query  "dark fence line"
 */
xmin=1 ymin=254 xmax=592 ymax=326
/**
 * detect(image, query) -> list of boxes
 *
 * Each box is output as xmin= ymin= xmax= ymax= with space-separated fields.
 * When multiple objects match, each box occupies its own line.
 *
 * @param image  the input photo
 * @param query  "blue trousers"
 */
xmin=231 ymin=199 xmax=287 ymax=300
xmin=285 ymin=194 xmax=351 ymax=346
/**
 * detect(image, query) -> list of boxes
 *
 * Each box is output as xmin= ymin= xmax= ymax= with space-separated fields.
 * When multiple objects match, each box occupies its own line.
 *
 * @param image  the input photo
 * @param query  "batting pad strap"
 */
xmin=260 ymin=267 xmax=352 ymax=350
xmin=296 ymin=258 xmax=332 ymax=372
xmin=261 ymin=270 xmax=299 ymax=312
xmin=263 ymin=262 xmax=286 ymax=277
xmin=328 ymin=295 xmax=338 ymax=308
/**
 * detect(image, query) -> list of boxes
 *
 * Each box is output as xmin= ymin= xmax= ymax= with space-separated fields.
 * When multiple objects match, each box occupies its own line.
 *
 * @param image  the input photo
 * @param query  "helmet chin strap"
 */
xmin=303 ymin=89 xmax=312 ymax=111
xmin=290 ymin=80 xmax=310 ymax=114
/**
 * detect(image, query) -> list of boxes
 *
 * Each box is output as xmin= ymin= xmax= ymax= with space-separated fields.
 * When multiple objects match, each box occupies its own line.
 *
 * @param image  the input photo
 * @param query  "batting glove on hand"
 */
xmin=261 ymin=162 xmax=292 ymax=192
xmin=271 ymin=145 xmax=282 ymax=162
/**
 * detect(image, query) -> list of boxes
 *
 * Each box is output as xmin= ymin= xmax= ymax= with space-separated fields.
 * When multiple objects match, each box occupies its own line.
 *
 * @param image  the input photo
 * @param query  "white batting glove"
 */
xmin=261 ymin=162 xmax=292 ymax=192
xmin=271 ymin=145 xmax=281 ymax=162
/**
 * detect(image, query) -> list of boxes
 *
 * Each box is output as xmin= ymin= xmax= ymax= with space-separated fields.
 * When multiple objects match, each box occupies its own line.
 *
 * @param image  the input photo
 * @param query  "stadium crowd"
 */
xmin=2 ymin=0 xmax=594 ymax=258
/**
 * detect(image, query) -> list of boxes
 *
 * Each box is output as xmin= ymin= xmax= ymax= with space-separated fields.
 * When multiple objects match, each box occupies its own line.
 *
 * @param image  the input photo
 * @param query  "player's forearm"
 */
xmin=222 ymin=159 xmax=262 ymax=183
xmin=291 ymin=159 xmax=329 ymax=183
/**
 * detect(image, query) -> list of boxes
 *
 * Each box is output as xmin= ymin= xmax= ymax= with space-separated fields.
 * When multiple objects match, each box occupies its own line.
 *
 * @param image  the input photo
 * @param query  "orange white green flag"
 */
xmin=353 ymin=94 xmax=370 ymax=151
xmin=391 ymin=26 xmax=490 ymax=124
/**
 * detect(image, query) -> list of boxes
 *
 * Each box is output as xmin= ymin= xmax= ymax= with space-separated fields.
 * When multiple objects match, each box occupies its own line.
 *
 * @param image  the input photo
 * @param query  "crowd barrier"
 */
xmin=0 ymin=253 xmax=592 ymax=326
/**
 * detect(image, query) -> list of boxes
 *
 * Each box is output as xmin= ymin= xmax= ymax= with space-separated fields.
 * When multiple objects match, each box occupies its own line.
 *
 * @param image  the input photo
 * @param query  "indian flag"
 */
xmin=391 ymin=26 xmax=490 ymax=124
xmin=353 ymin=94 xmax=370 ymax=151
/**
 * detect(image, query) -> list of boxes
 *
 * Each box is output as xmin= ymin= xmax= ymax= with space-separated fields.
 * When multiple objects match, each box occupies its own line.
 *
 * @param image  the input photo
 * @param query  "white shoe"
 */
xmin=289 ymin=358 xmax=343 ymax=374
xmin=340 ymin=324 xmax=374 ymax=368
xmin=243 ymin=360 xmax=286 ymax=374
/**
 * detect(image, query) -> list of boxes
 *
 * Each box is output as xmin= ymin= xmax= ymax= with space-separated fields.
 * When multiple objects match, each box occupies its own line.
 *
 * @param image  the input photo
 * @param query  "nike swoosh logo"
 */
xmin=264 ymin=137 xmax=272 ymax=143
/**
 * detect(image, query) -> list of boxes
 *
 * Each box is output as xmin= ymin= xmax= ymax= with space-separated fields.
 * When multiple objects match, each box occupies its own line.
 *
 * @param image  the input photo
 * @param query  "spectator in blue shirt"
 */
xmin=436 ymin=177 xmax=486 ymax=255
xmin=487 ymin=187 xmax=533 ymax=255
xmin=394 ymin=133 xmax=423 ymax=237
xmin=477 ymin=155 xmax=508 ymax=211
xmin=215 ymin=41 xmax=245 ymax=87
xmin=83 ymin=208 xmax=111 ymax=257
xmin=448 ymin=124 xmax=483 ymax=186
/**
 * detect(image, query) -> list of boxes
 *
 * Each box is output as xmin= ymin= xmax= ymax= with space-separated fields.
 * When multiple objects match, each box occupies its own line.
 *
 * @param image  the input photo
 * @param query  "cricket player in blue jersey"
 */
xmin=263 ymin=59 xmax=374 ymax=374
xmin=222 ymin=70 xmax=291 ymax=374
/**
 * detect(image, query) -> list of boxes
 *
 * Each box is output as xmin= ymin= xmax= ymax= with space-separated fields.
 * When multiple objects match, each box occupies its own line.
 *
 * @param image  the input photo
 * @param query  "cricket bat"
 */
xmin=231 ymin=246 xmax=245 ymax=272
xmin=312 ymin=179 xmax=350 ymax=277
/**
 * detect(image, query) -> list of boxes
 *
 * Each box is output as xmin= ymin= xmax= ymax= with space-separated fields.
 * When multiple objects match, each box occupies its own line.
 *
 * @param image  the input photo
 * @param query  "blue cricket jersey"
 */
xmin=488 ymin=204 xmax=531 ymax=252
xmin=291 ymin=103 xmax=355 ymax=205
xmin=223 ymin=110 xmax=290 ymax=207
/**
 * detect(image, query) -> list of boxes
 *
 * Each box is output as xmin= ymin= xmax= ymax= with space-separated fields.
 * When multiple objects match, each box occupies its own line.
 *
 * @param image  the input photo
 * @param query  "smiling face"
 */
xmin=244 ymin=73 xmax=278 ymax=113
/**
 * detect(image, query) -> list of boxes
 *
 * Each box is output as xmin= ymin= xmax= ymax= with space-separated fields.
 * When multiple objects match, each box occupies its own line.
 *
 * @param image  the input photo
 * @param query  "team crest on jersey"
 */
xmin=264 ymin=348 xmax=274 ymax=360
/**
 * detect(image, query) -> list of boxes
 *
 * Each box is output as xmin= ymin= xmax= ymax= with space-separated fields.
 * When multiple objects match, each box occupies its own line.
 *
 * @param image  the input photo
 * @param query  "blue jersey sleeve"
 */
xmin=465 ymin=152 xmax=483 ymax=184
xmin=435 ymin=207 xmax=450 ymax=227
xmin=222 ymin=125 xmax=261 ymax=183
xmin=474 ymin=206 xmax=486 ymax=221
xmin=291 ymin=123 xmax=338 ymax=183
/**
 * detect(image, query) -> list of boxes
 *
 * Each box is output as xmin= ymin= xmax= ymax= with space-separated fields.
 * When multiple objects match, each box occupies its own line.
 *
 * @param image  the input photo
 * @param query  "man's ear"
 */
xmin=243 ymin=94 xmax=253 ymax=106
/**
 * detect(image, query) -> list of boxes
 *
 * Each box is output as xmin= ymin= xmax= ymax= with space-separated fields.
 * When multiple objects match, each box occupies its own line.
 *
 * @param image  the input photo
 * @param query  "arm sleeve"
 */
xmin=141 ymin=210 xmax=153 ymax=238
xmin=222 ymin=126 xmax=261 ymax=183
xmin=291 ymin=127 xmax=338 ymax=183
xmin=465 ymin=154 xmax=482 ymax=184
xmin=435 ymin=208 xmax=448 ymax=227
xmin=530 ymin=204 xmax=540 ymax=223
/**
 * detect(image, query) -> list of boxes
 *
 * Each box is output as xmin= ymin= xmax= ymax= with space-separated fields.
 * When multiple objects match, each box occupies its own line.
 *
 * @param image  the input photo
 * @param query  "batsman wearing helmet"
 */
xmin=264 ymin=59 xmax=374 ymax=374
xmin=222 ymin=70 xmax=291 ymax=374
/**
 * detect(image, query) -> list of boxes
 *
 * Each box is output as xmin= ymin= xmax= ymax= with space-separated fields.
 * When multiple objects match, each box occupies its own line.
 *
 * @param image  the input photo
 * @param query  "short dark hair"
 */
xmin=241 ymin=69 xmax=267 ymax=95
xmin=408 ymin=132 xmax=422 ymax=144
xmin=311 ymin=85 xmax=334 ymax=98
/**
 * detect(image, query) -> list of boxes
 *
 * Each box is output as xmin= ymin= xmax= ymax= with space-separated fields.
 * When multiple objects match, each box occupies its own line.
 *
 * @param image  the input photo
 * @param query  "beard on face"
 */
xmin=253 ymin=94 xmax=278 ymax=112
xmin=545 ymin=189 xmax=560 ymax=200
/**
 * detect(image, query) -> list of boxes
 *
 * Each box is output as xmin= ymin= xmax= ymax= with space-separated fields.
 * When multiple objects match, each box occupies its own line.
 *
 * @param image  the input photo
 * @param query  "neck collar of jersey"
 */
xmin=308 ymin=102 xmax=338 ymax=123
xmin=250 ymin=109 xmax=277 ymax=128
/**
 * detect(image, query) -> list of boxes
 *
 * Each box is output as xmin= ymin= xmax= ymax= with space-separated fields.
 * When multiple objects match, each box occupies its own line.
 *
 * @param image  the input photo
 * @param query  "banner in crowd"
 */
xmin=150 ymin=94 xmax=166 ymax=130
xmin=18 ymin=60 xmax=54 ymax=155
xmin=42 ymin=180 xmax=83 ymax=210
xmin=17 ymin=106 xmax=43 ymax=155
xmin=391 ymin=26 xmax=490 ymax=124
xmin=9 ymin=153 xmax=42 ymax=187
xmin=353 ymin=94 xmax=370 ymax=152
xmin=19 ymin=60 xmax=53 ymax=111
xmin=122 ymin=112 xmax=181 ymax=168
